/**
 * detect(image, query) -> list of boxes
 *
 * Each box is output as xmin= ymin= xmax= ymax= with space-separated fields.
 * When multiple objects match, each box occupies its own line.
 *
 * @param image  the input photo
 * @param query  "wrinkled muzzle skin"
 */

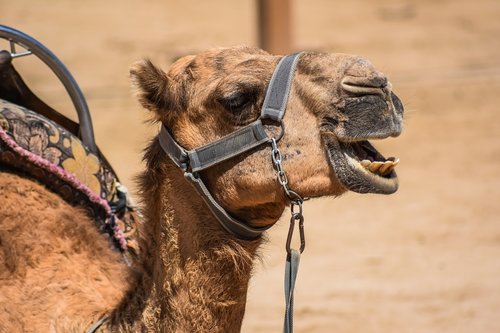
xmin=294 ymin=53 xmax=404 ymax=194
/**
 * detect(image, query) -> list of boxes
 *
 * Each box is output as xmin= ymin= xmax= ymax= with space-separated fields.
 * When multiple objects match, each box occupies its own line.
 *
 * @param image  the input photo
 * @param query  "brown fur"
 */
xmin=0 ymin=46 xmax=402 ymax=332
xmin=0 ymin=172 xmax=130 ymax=332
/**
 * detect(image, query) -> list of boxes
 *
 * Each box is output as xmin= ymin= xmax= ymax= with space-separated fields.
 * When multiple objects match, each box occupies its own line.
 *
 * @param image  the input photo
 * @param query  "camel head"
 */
xmin=131 ymin=46 xmax=404 ymax=227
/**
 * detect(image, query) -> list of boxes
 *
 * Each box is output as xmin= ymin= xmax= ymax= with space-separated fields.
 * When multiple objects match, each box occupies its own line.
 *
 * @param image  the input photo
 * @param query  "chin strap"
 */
xmin=157 ymin=52 xmax=302 ymax=239
xmin=183 ymin=172 xmax=271 ymax=238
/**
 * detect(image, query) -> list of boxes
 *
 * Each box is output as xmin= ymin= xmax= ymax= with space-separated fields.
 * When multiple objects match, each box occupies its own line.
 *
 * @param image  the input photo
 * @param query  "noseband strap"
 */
xmin=261 ymin=53 xmax=301 ymax=122
xmin=158 ymin=53 xmax=302 ymax=239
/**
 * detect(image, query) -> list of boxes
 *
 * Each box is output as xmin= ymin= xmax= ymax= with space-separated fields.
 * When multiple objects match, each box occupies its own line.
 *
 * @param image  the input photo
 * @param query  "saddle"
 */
xmin=0 ymin=26 xmax=139 ymax=257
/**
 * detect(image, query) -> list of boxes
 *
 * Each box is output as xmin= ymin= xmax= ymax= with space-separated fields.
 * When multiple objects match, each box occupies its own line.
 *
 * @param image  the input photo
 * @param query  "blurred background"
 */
xmin=2 ymin=0 xmax=500 ymax=332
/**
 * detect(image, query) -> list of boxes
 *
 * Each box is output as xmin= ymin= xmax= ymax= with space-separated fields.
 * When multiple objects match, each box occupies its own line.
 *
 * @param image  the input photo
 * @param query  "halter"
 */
xmin=87 ymin=53 xmax=306 ymax=333
xmin=158 ymin=53 xmax=303 ymax=239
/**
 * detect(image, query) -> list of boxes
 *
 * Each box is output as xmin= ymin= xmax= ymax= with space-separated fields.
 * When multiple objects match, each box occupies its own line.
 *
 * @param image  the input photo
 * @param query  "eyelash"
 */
xmin=222 ymin=93 xmax=254 ymax=113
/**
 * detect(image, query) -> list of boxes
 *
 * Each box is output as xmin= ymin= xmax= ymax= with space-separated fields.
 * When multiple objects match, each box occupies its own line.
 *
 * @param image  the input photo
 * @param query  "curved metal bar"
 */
xmin=0 ymin=25 xmax=97 ymax=154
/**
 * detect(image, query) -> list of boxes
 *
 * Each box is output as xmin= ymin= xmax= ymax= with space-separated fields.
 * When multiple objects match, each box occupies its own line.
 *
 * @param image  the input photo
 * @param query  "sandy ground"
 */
xmin=2 ymin=0 xmax=500 ymax=332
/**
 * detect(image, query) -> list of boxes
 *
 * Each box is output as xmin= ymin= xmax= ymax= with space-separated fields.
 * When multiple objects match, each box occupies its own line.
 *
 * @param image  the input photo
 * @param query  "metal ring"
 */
xmin=276 ymin=122 xmax=285 ymax=142
xmin=286 ymin=189 xmax=303 ymax=203
xmin=269 ymin=122 xmax=285 ymax=144
xmin=290 ymin=200 xmax=303 ymax=216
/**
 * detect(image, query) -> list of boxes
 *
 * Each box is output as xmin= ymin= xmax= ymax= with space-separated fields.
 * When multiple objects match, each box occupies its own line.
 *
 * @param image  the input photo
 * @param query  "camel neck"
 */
xmin=112 ymin=149 xmax=262 ymax=332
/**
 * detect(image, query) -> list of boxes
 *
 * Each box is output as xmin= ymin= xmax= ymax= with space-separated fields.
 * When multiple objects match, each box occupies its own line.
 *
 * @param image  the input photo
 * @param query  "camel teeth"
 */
xmin=379 ymin=161 xmax=393 ymax=175
xmin=361 ymin=159 xmax=371 ymax=167
xmin=387 ymin=157 xmax=400 ymax=165
xmin=360 ymin=158 xmax=399 ymax=176
xmin=369 ymin=161 xmax=384 ymax=172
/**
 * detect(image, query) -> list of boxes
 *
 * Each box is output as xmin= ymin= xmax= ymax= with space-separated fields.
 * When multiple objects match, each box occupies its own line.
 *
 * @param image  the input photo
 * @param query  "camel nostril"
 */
xmin=342 ymin=74 xmax=388 ymax=88
xmin=341 ymin=75 xmax=388 ymax=96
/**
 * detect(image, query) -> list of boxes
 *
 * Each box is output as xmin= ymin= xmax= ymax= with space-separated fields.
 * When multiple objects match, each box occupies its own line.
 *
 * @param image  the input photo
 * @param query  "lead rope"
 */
xmin=85 ymin=314 xmax=108 ymax=333
xmin=271 ymin=138 xmax=306 ymax=333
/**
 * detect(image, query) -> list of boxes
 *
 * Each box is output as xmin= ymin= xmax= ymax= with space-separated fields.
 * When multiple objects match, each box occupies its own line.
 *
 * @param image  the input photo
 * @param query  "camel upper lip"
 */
xmin=323 ymin=132 xmax=399 ymax=194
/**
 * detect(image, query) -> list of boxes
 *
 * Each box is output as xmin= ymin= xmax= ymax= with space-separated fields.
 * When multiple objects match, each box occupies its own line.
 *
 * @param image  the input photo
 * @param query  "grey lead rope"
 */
xmin=282 ymin=206 xmax=305 ymax=333
xmin=284 ymin=249 xmax=301 ymax=333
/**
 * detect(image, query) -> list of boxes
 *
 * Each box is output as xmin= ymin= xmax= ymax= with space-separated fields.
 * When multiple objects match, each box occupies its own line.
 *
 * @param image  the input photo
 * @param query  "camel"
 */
xmin=0 ymin=46 xmax=404 ymax=332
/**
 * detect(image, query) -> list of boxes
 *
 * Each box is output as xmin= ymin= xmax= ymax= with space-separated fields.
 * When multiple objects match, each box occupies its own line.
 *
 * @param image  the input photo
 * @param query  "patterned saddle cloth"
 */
xmin=0 ymin=98 xmax=139 ymax=257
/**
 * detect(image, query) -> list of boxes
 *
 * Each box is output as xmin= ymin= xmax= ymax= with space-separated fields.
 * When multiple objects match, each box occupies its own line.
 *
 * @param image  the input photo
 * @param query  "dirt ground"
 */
xmin=2 ymin=0 xmax=500 ymax=332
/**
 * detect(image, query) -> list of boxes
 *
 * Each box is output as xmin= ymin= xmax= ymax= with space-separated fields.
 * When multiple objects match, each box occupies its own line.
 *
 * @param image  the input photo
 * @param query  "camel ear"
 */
xmin=130 ymin=60 xmax=178 ymax=116
xmin=130 ymin=56 xmax=197 ymax=118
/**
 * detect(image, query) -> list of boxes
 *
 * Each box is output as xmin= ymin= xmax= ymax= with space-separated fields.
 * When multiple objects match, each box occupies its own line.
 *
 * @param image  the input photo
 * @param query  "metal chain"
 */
xmin=270 ymin=137 xmax=305 ymax=256
xmin=271 ymin=138 xmax=303 ymax=203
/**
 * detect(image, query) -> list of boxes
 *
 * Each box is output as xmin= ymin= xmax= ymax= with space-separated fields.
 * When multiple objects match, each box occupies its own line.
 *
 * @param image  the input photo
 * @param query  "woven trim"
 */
xmin=0 ymin=100 xmax=133 ymax=251
xmin=0 ymin=117 xmax=128 ymax=250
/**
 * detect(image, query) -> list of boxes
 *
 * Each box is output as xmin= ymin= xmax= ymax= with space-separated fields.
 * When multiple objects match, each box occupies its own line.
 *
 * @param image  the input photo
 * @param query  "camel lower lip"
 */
xmin=325 ymin=140 xmax=399 ymax=194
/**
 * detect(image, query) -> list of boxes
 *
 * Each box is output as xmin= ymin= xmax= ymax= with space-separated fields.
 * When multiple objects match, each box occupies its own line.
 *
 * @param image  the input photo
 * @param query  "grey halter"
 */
xmin=158 ymin=53 xmax=302 ymax=239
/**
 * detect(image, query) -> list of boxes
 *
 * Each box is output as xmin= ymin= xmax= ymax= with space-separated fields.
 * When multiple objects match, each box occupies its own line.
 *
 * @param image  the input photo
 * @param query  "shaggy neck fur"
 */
xmin=110 ymin=141 xmax=262 ymax=332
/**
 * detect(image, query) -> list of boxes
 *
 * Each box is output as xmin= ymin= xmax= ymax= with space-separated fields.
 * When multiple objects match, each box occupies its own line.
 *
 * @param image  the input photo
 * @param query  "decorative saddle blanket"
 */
xmin=0 ymin=98 xmax=139 ymax=256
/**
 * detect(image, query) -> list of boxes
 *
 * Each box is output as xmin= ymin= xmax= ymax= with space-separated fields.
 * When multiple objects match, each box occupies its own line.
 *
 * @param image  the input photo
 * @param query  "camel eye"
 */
xmin=220 ymin=92 xmax=254 ymax=113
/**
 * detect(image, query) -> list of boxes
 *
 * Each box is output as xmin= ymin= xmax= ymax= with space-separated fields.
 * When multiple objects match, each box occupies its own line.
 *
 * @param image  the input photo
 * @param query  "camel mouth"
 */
xmin=325 ymin=137 xmax=399 ymax=194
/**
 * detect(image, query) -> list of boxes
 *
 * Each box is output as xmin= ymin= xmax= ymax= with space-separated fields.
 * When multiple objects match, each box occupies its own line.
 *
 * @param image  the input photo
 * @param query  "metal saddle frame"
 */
xmin=0 ymin=25 xmax=138 ymax=255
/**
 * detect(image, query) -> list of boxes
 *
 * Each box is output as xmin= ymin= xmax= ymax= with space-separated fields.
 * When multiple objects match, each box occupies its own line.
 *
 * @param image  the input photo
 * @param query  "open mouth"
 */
xmin=343 ymin=140 xmax=399 ymax=177
xmin=322 ymin=75 xmax=403 ymax=194
xmin=326 ymin=138 xmax=400 ymax=194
